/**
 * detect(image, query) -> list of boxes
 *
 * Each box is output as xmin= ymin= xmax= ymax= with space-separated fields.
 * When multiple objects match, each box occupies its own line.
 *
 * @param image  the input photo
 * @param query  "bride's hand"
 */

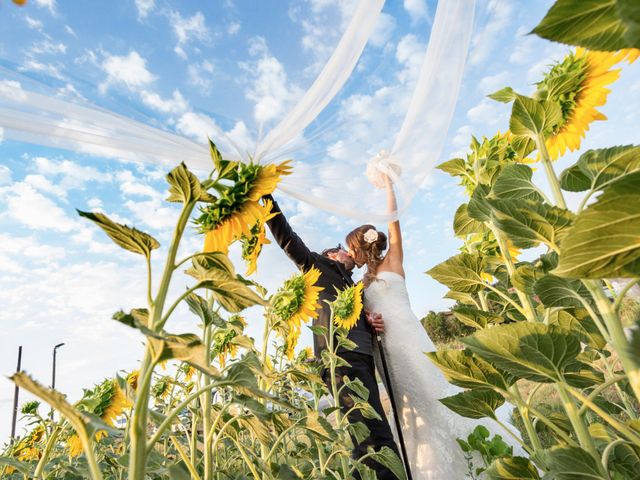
xmin=366 ymin=311 xmax=385 ymax=333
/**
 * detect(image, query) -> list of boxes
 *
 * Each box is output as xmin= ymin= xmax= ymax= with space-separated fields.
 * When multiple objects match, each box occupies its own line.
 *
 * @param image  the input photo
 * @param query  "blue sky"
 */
xmin=1 ymin=0 xmax=639 ymax=442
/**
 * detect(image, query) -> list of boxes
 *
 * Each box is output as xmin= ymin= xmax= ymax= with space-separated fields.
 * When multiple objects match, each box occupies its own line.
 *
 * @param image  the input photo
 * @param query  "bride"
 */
xmin=345 ymin=174 xmax=517 ymax=478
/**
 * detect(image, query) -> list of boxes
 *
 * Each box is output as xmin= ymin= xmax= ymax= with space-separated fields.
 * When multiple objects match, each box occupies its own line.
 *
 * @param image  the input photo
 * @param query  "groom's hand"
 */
xmin=366 ymin=311 xmax=384 ymax=334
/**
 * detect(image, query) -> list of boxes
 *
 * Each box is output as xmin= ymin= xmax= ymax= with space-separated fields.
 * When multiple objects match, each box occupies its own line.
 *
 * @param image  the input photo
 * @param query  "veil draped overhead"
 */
xmin=0 ymin=0 xmax=475 ymax=222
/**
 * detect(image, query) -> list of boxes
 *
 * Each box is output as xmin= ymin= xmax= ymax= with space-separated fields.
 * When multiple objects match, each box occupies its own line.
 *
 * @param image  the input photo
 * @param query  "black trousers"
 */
xmin=323 ymin=351 xmax=401 ymax=480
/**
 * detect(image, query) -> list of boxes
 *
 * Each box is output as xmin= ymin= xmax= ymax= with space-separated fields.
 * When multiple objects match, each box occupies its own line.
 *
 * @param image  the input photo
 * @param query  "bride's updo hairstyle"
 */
xmin=346 ymin=224 xmax=387 ymax=285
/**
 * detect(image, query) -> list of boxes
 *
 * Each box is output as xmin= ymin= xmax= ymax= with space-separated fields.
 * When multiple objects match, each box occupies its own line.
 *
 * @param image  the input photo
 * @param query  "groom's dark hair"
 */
xmin=321 ymin=243 xmax=344 ymax=257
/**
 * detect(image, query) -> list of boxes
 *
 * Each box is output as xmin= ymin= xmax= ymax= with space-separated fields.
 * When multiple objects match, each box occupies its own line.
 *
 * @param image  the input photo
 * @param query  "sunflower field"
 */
xmin=3 ymin=1 xmax=640 ymax=479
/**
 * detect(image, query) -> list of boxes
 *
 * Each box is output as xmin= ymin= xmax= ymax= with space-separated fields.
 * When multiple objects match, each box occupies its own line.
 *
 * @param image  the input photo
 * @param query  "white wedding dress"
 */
xmin=365 ymin=271 xmax=518 ymax=479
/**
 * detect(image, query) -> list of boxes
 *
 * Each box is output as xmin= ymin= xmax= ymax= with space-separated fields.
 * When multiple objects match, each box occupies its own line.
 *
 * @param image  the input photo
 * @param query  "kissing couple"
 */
xmin=265 ymin=174 xmax=512 ymax=479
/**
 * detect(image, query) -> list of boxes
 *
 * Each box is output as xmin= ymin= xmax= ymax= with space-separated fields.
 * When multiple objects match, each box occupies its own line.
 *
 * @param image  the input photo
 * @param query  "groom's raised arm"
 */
xmin=263 ymin=194 xmax=313 ymax=271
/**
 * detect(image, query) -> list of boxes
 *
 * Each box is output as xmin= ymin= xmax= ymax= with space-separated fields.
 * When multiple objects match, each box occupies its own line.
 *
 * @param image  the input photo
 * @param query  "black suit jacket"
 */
xmin=264 ymin=195 xmax=373 ymax=358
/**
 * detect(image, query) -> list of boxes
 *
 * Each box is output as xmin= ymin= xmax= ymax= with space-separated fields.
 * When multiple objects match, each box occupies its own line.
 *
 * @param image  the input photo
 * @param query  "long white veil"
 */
xmin=0 ymin=0 xmax=475 ymax=222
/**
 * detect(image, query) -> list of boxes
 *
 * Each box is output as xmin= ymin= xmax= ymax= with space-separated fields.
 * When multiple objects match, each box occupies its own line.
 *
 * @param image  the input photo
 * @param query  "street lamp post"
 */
xmin=10 ymin=346 xmax=23 ymax=440
xmin=50 ymin=343 xmax=65 ymax=420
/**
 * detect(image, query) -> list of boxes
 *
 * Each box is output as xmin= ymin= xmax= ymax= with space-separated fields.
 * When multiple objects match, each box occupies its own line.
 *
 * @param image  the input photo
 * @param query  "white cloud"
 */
xmin=0 ymin=182 xmax=77 ymax=232
xmin=187 ymin=60 xmax=215 ymax=94
xmin=227 ymin=21 xmax=241 ymax=35
xmin=169 ymin=11 xmax=209 ymax=59
xmin=0 ymin=233 xmax=66 ymax=264
xmin=509 ymin=26 xmax=536 ymax=65
xmin=20 ymin=60 xmax=63 ymax=80
xmin=140 ymin=89 xmax=188 ymax=114
xmin=451 ymin=125 xmax=473 ymax=149
xmin=242 ymin=37 xmax=302 ymax=125
xmin=0 ymin=165 xmax=11 ymax=185
xmin=116 ymin=170 xmax=163 ymax=199
xmin=292 ymin=0 xmax=358 ymax=73
xmin=87 ymin=197 xmax=103 ymax=209
xmin=466 ymin=98 xmax=506 ymax=126
xmin=32 ymin=157 xmax=112 ymax=188
xmin=404 ymin=0 xmax=429 ymax=23
xmin=135 ymin=0 xmax=155 ymax=19
xmin=469 ymin=0 xmax=513 ymax=66
xmin=477 ymin=70 xmax=510 ymax=95
xmin=99 ymin=51 xmax=156 ymax=93
xmin=24 ymin=174 xmax=68 ymax=200
xmin=124 ymin=197 xmax=179 ymax=230
xmin=34 ymin=0 xmax=55 ymax=13
xmin=395 ymin=34 xmax=426 ymax=84
xmin=64 ymin=25 xmax=76 ymax=36
xmin=176 ymin=111 xmax=219 ymax=144
xmin=369 ymin=12 xmax=396 ymax=48
xmin=25 ymin=16 xmax=43 ymax=30
xmin=0 ymin=126 xmax=4 ymax=144
xmin=30 ymin=39 xmax=67 ymax=55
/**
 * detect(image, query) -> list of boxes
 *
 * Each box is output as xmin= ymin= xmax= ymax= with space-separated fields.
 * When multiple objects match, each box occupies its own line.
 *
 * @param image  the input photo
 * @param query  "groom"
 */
xmin=264 ymin=194 xmax=401 ymax=479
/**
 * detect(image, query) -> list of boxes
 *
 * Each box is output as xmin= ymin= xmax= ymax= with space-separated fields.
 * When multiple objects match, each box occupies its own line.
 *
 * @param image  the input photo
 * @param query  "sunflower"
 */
xmin=65 ymin=380 xmax=131 ymax=457
xmin=180 ymin=364 xmax=196 ymax=382
xmin=538 ymin=48 xmax=627 ymax=160
xmin=66 ymin=434 xmax=83 ymax=457
xmin=212 ymin=329 xmax=239 ymax=368
xmin=299 ymin=346 xmax=314 ymax=361
xmin=126 ymin=369 xmax=139 ymax=391
xmin=152 ymin=376 xmax=172 ymax=400
xmin=247 ymin=160 xmax=293 ymax=201
xmin=284 ymin=326 xmax=301 ymax=360
xmin=241 ymin=199 xmax=278 ymax=275
xmin=198 ymin=161 xmax=291 ymax=254
xmin=13 ymin=425 xmax=44 ymax=463
xmin=100 ymin=383 xmax=131 ymax=426
xmin=333 ymin=283 xmax=364 ymax=331
xmin=622 ymin=48 xmax=639 ymax=63
xmin=272 ymin=267 xmax=323 ymax=328
xmin=203 ymin=200 xmax=273 ymax=255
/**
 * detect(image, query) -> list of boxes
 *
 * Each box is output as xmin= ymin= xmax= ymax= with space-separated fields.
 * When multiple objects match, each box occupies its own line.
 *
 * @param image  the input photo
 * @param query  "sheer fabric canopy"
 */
xmin=0 ymin=0 xmax=475 ymax=222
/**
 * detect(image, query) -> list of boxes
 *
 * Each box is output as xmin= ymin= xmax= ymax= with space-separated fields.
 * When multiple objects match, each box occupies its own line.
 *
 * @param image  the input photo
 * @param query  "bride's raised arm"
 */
xmin=384 ymin=175 xmax=405 ymax=276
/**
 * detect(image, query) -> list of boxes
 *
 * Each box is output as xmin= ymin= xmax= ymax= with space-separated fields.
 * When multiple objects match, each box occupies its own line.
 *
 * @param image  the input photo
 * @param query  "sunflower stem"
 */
xmin=584 ymin=279 xmax=640 ymax=404
xmin=489 ymin=223 xmax=539 ymax=322
xmin=536 ymin=134 xmax=568 ymax=210
xmin=508 ymin=385 xmax=543 ymax=453
xmin=556 ymin=382 xmax=604 ymax=473
xmin=34 ymin=425 xmax=61 ymax=479
xmin=202 ymin=323 xmax=214 ymax=480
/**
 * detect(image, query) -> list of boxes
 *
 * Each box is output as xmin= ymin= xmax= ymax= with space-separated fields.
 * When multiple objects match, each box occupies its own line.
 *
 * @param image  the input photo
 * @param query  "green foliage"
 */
xmin=532 ymin=0 xmax=640 ymax=51
xmin=421 ymin=310 xmax=475 ymax=343
xmin=77 ymin=210 xmax=160 ymax=259
xmin=439 ymin=389 xmax=505 ymax=420
xmin=458 ymin=425 xmax=517 ymax=478
xmin=555 ymin=172 xmax=640 ymax=278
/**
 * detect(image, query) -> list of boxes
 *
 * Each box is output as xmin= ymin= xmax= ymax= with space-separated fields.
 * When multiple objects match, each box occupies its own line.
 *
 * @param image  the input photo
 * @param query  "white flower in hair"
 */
xmin=363 ymin=228 xmax=378 ymax=244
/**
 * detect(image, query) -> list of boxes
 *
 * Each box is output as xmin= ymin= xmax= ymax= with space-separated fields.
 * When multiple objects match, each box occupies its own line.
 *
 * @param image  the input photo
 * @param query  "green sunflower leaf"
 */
xmin=437 ymin=157 xmax=468 ymax=178
xmin=533 ymin=446 xmax=604 ymax=479
xmin=490 ymin=164 xmax=545 ymax=203
xmin=560 ymin=145 xmax=640 ymax=194
xmin=461 ymin=322 xmax=582 ymax=383
xmin=484 ymin=456 xmax=541 ymax=479
xmin=77 ymin=210 xmax=159 ymax=258
xmin=166 ymin=162 xmax=203 ymax=204
xmin=426 ymin=349 xmax=512 ymax=390
xmin=554 ymin=172 xmax=640 ymax=278
xmin=533 ymin=274 xmax=588 ymax=308
xmin=426 ymin=253 xmax=486 ymax=293
xmin=453 ymin=203 xmax=487 ymax=237
xmin=488 ymin=86 xmax=517 ymax=103
xmin=532 ymin=0 xmax=640 ymax=51
xmin=439 ymin=389 xmax=505 ymax=420
xmin=509 ymin=94 xmax=563 ymax=140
